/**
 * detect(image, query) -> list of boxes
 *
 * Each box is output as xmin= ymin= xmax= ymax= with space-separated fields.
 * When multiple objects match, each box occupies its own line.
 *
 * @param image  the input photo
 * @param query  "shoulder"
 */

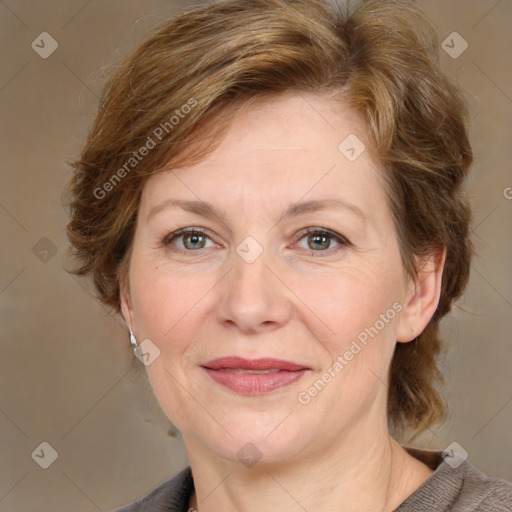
xmin=458 ymin=463 xmax=512 ymax=511
xmin=109 ymin=466 xmax=194 ymax=512
xmin=397 ymin=449 xmax=512 ymax=512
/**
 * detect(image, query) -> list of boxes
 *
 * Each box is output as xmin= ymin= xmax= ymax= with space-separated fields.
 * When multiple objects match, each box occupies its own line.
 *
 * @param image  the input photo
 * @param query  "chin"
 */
xmin=217 ymin=436 xmax=307 ymax=469
xmin=185 ymin=413 xmax=318 ymax=468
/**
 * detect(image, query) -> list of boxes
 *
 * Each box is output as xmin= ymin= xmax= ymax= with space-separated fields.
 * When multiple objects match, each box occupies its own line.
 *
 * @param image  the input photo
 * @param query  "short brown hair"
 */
xmin=64 ymin=0 xmax=473 ymax=437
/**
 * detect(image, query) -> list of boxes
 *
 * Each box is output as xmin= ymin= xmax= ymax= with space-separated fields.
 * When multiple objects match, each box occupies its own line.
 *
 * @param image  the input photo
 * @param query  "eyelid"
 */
xmin=289 ymin=228 xmax=350 ymax=258
xmin=163 ymin=227 xmax=209 ymax=244
xmin=294 ymin=227 xmax=351 ymax=246
xmin=162 ymin=227 xmax=218 ymax=252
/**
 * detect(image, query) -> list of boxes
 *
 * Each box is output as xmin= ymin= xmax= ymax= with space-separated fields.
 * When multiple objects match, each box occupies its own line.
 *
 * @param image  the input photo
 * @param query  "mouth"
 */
xmin=201 ymin=356 xmax=311 ymax=395
xmin=203 ymin=356 xmax=309 ymax=372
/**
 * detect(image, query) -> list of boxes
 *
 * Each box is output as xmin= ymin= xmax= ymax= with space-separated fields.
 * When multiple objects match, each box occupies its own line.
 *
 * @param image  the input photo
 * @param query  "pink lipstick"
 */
xmin=201 ymin=356 xmax=310 ymax=395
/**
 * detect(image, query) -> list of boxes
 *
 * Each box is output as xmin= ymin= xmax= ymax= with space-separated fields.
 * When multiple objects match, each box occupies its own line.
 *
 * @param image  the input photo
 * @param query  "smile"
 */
xmin=201 ymin=357 xmax=311 ymax=394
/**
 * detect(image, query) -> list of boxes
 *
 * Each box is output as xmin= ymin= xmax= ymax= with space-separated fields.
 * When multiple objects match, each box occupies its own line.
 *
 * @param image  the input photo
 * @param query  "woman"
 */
xmin=65 ymin=0 xmax=512 ymax=510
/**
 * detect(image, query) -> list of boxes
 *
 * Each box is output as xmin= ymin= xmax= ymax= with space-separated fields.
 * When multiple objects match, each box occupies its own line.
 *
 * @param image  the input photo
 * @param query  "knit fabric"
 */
xmin=111 ymin=449 xmax=512 ymax=512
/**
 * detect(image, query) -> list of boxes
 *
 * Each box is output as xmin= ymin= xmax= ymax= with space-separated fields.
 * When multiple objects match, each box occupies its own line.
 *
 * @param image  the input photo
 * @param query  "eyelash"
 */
xmin=162 ymin=227 xmax=351 ymax=257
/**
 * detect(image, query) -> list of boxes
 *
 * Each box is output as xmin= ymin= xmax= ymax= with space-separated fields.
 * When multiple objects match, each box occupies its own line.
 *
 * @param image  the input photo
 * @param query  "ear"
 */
xmin=396 ymin=246 xmax=446 ymax=343
xmin=120 ymin=275 xmax=136 ymax=334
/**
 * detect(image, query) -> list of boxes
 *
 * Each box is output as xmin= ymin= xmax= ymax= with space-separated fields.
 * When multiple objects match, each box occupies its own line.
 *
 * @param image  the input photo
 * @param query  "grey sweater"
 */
xmin=112 ymin=449 xmax=512 ymax=511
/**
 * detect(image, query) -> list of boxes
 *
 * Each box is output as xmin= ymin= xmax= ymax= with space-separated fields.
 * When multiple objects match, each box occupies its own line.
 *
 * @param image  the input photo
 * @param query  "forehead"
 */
xmin=139 ymin=92 xmax=387 ymax=219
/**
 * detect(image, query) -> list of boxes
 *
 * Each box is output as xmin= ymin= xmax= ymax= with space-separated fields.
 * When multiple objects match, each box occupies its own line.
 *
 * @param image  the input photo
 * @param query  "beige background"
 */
xmin=0 ymin=0 xmax=511 ymax=510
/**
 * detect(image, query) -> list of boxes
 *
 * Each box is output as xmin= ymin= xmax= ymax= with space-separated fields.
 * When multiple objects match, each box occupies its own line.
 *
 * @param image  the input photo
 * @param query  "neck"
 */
xmin=184 ymin=425 xmax=432 ymax=512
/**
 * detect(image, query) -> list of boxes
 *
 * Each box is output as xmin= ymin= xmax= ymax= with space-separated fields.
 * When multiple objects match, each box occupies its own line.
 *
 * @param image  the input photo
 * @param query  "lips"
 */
xmin=203 ymin=356 xmax=308 ymax=372
xmin=201 ymin=356 xmax=310 ymax=394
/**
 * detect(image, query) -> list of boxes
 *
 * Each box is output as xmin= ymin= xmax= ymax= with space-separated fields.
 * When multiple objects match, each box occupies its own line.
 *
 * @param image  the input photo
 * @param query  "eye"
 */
xmin=161 ymin=227 xmax=350 ymax=256
xmin=294 ymin=227 xmax=350 ymax=255
xmin=162 ymin=228 xmax=217 ymax=252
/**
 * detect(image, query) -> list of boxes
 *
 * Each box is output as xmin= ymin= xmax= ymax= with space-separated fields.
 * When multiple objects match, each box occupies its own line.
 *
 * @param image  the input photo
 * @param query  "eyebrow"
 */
xmin=147 ymin=198 xmax=366 ymax=223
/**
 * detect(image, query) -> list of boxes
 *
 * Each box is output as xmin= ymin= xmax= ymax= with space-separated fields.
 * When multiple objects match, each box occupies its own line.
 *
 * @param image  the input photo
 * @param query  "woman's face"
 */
xmin=123 ymin=92 xmax=416 ymax=465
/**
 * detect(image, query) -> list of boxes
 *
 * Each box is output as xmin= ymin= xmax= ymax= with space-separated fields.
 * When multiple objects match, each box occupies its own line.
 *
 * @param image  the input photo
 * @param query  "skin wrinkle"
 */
xmin=120 ymin=92 xmax=443 ymax=512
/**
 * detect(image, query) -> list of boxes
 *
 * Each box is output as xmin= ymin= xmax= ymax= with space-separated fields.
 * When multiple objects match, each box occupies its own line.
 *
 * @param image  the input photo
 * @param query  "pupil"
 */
xmin=185 ymin=234 xmax=204 ymax=249
xmin=310 ymin=234 xmax=329 ymax=250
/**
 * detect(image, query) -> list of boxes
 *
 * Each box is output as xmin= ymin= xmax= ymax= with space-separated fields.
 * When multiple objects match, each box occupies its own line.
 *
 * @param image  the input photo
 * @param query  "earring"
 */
xmin=129 ymin=329 xmax=139 ymax=349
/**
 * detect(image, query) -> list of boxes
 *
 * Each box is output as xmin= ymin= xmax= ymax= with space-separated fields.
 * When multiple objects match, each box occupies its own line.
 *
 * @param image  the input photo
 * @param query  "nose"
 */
xmin=217 ymin=246 xmax=292 ymax=334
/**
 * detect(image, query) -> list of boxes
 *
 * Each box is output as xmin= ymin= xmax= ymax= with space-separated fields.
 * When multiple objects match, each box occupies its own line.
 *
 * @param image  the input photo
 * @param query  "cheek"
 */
xmin=296 ymin=266 xmax=401 ymax=346
xmin=296 ymin=269 xmax=404 ymax=415
xmin=130 ymin=253 xmax=403 ymax=357
xmin=131 ymin=269 xmax=211 ymax=349
xmin=129 ymin=268 xmax=218 ymax=432
xmin=293 ymin=273 xmax=402 ymax=417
